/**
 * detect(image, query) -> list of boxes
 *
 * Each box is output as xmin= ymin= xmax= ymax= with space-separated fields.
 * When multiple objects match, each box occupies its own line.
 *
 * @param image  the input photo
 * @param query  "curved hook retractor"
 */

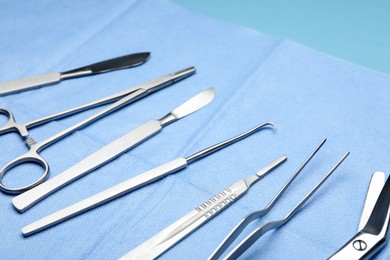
xmin=186 ymin=121 xmax=276 ymax=163
xmin=0 ymin=150 xmax=49 ymax=194
xmin=0 ymin=108 xmax=29 ymax=138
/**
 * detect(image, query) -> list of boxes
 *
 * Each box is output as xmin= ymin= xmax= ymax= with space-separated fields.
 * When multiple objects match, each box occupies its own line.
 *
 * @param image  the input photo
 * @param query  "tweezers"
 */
xmin=209 ymin=139 xmax=349 ymax=259
xmin=121 ymin=139 xmax=349 ymax=259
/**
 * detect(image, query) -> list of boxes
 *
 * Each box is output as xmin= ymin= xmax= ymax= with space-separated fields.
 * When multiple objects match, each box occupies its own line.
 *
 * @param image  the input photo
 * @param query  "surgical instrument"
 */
xmin=12 ymin=88 xmax=215 ymax=209
xmin=209 ymin=140 xmax=349 ymax=259
xmin=0 ymin=52 xmax=150 ymax=95
xmin=122 ymin=139 xmax=347 ymax=260
xmin=329 ymin=172 xmax=390 ymax=260
xmin=0 ymin=68 xmax=197 ymax=194
xmin=0 ymin=67 xmax=195 ymax=139
xmin=21 ymin=121 xmax=276 ymax=235
xmin=119 ymin=155 xmax=288 ymax=260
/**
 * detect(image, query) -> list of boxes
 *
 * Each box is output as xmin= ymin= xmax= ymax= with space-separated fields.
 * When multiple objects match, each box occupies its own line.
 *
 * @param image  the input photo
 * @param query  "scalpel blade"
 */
xmin=0 ymin=52 xmax=150 ymax=95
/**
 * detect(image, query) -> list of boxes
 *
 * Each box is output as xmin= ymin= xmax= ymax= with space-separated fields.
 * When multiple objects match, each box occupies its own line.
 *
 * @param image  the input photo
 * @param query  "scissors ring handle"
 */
xmin=0 ymin=151 xmax=49 ymax=194
xmin=0 ymin=107 xmax=29 ymax=137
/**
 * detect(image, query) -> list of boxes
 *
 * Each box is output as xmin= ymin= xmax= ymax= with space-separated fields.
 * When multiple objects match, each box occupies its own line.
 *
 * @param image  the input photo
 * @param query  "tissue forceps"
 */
xmin=0 ymin=67 xmax=195 ymax=194
xmin=120 ymin=140 xmax=347 ymax=260
xmin=119 ymin=155 xmax=287 ymax=260
xmin=209 ymin=140 xmax=350 ymax=260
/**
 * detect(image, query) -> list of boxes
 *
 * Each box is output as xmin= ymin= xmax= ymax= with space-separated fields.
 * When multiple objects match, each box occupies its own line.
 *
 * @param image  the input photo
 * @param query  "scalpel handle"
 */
xmin=21 ymin=158 xmax=188 ymax=237
xmin=12 ymin=120 xmax=162 ymax=213
xmin=0 ymin=72 xmax=61 ymax=96
xmin=120 ymin=180 xmax=249 ymax=260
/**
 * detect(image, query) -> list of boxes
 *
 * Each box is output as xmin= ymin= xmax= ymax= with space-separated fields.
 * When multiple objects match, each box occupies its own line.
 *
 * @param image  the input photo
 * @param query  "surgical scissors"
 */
xmin=329 ymin=171 xmax=390 ymax=259
xmin=0 ymin=67 xmax=195 ymax=194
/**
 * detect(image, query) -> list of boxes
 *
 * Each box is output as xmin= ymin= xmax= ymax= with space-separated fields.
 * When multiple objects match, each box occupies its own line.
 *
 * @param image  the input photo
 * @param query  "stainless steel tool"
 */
xmin=12 ymin=88 xmax=214 ymax=207
xmin=0 ymin=52 xmax=150 ymax=95
xmin=121 ymin=139 xmax=349 ymax=260
xmin=20 ymin=121 xmax=275 ymax=235
xmin=0 ymin=69 xmax=198 ymax=195
xmin=209 ymin=139 xmax=349 ymax=260
xmin=329 ymin=172 xmax=390 ymax=260
xmin=0 ymin=67 xmax=195 ymax=139
xmin=119 ymin=155 xmax=287 ymax=260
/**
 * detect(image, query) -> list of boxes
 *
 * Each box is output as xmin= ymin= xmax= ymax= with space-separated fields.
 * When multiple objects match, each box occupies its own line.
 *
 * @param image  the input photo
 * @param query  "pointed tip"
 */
xmin=259 ymin=122 xmax=276 ymax=130
xmin=130 ymin=52 xmax=151 ymax=65
xmin=315 ymin=138 xmax=327 ymax=150
xmin=342 ymin=151 xmax=350 ymax=159
xmin=142 ymin=52 xmax=151 ymax=58
xmin=137 ymin=52 xmax=151 ymax=62
xmin=207 ymin=87 xmax=216 ymax=99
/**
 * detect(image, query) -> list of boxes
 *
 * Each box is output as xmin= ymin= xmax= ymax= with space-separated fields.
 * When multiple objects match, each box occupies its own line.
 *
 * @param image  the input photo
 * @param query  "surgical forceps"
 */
xmin=120 ymin=140 xmax=348 ymax=260
xmin=209 ymin=139 xmax=349 ymax=260
xmin=0 ymin=67 xmax=195 ymax=139
xmin=0 ymin=67 xmax=195 ymax=194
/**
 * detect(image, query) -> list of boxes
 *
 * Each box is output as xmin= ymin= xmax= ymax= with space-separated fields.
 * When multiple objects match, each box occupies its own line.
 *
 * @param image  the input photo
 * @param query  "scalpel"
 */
xmin=0 ymin=52 xmax=150 ymax=95
xmin=0 ymin=67 xmax=196 ymax=194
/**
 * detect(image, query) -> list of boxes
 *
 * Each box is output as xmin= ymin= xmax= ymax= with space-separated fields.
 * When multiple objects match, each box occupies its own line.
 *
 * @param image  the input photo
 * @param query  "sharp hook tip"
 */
xmin=266 ymin=122 xmax=276 ymax=130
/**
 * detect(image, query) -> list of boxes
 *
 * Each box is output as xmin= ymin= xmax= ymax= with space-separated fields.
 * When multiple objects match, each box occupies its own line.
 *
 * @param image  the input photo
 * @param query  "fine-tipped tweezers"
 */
xmin=209 ymin=139 xmax=349 ymax=260
xmin=121 ymin=139 xmax=349 ymax=259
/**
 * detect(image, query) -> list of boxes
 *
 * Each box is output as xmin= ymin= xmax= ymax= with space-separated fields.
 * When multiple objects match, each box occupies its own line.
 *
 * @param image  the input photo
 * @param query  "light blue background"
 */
xmin=173 ymin=0 xmax=390 ymax=75
xmin=0 ymin=0 xmax=389 ymax=259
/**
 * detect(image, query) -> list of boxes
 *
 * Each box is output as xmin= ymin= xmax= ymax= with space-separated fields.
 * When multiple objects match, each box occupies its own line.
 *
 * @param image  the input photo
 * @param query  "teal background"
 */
xmin=172 ymin=0 xmax=390 ymax=74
